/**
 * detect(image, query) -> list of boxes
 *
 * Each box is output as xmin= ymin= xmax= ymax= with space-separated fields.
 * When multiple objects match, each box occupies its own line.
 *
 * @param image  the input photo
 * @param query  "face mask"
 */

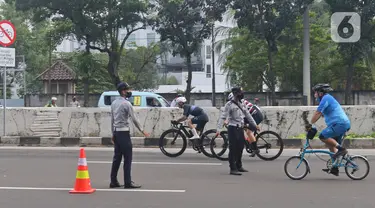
xmin=237 ymin=93 xmax=244 ymax=100
xmin=125 ymin=91 xmax=132 ymax=98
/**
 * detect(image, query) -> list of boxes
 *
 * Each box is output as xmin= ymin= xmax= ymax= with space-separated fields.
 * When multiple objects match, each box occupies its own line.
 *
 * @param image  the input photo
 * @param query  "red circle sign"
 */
xmin=0 ymin=20 xmax=16 ymax=47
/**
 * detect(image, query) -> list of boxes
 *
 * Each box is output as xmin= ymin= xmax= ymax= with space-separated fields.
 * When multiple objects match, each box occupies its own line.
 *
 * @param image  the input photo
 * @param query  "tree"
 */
xmin=0 ymin=0 xmax=65 ymax=97
xmin=325 ymin=0 xmax=375 ymax=104
xmin=152 ymin=0 xmax=228 ymax=102
xmin=230 ymin=0 xmax=314 ymax=105
xmin=15 ymin=0 xmax=151 ymax=87
xmin=58 ymin=44 xmax=162 ymax=96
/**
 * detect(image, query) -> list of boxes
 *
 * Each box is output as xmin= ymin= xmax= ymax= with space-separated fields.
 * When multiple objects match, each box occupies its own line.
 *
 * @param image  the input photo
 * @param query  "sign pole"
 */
xmin=0 ymin=20 xmax=17 ymax=136
xmin=3 ymin=64 xmax=5 ymax=136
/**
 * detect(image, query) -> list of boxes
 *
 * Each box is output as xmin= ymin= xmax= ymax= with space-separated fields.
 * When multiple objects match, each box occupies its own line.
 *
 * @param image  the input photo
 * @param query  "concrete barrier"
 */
xmin=0 ymin=106 xmax=374 ymax=140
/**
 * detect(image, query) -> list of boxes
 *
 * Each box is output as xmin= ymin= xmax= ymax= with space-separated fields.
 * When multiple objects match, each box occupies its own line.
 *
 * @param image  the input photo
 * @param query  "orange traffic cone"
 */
xmin=69 ymin=148 xmax=96 ymax=194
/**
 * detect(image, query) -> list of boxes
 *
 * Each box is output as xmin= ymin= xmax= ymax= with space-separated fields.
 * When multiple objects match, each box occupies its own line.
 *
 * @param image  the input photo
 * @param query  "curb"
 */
xmin=0 ymin=137 xmax=375 ymax=148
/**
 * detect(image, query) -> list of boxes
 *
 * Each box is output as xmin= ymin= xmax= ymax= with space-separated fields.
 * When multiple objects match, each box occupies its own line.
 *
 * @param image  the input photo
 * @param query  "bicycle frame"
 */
xmin=296 ymin=136 xmax=358 ymax=171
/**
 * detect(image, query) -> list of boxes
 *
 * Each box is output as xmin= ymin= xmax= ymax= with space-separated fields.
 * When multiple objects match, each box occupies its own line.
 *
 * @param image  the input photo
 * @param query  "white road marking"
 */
xmin=89 ymin=161 xmax=222 ymax=166
xmin=0 ymin=186 xmax=186 ymax=193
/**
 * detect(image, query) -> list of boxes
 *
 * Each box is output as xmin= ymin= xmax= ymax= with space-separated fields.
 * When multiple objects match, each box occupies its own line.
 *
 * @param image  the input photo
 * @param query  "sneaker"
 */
xmin=322 ymin=167 xmax=339 ymax=176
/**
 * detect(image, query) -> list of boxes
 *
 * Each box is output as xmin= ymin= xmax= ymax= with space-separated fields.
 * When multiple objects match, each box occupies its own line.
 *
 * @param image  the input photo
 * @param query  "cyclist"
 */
xmin=227 ymin=93 xmax=261 ymax=154
xmin=307 ymin=83 xmax=351 ymax=176
xmin=170 ymin=94 xmax=183 ymax=107
xmin=171 ymin=96 xmax=209 ymax=141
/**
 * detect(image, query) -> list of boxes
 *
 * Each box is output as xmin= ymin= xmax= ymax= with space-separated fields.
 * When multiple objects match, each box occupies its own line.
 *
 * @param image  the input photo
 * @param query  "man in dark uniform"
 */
xmin=217 ymin=87 xmax=258 ymax=175
xmin=109 ymin=82 xmax=150 ymax=189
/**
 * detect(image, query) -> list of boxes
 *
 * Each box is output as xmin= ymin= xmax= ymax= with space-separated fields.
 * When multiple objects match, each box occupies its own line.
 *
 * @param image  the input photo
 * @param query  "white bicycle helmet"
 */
xmin=175 ymin=96 xmax=187 ymax=104
xmin=227 ymin=92 xmax=234 ymax=101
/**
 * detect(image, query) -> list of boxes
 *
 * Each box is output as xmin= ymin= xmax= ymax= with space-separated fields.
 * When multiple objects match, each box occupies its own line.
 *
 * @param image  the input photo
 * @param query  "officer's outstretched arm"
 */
xmin=217 ymin=103 xmax=230 ymax=130
xmin=126 ymin=103 xmax=144 ymax=133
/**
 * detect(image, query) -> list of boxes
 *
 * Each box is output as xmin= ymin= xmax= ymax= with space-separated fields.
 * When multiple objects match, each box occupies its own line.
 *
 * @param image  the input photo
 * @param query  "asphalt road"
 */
xmin=0 ymin=147 xmax=374 ymax=208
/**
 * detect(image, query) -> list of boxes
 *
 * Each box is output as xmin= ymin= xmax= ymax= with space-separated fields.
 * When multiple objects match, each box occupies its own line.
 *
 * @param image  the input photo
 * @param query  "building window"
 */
xmin=206 ymin=64 xmax=211 ymax=78
xmin=206 ymin=45 xmax=211 ymax=59
xmin=147 ymin=33 xmax=156 ymax=46
xmin=126 ymin=34 xmax=136 ymax=47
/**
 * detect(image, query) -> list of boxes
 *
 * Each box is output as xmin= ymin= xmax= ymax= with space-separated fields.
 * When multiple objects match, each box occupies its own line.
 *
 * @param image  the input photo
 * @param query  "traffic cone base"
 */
xmin=70 ymin=148 xmax=96 ymax=194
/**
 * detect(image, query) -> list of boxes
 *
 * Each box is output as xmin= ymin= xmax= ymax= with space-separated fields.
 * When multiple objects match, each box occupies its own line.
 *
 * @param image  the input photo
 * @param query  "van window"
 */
xmin=146 ymin=97 xmax=162 ymax=107
xmin=104 ymin=95 xmax=137 ymax=106
xmin=158 ymin=96 xmax=170 ymax=107
xmin=104 ymin=95 xmax=121 ymax=105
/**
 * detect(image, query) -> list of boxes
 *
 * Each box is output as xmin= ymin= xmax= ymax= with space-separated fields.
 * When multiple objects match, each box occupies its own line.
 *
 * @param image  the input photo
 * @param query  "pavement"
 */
xmin=0 ymin=147 xmax=374 ymax=208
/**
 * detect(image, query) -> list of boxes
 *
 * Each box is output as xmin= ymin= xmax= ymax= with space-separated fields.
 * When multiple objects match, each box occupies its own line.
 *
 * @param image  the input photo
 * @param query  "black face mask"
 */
xmin=237 ymin=93 xmax=244 ymax=100
xmin=125 ymin=91 xmax=132 ymax=98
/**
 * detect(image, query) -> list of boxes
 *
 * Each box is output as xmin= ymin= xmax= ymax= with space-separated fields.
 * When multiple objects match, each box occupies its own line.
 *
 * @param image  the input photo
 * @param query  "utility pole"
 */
xmin=211 ymin=25 xmax=216 ymax=107
xmin=303 ymin=5 xmax=311 ymax=106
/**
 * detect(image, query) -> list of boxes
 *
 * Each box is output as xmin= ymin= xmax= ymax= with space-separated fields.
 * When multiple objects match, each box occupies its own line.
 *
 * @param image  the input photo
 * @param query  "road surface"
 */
xmin=0 ymin=147 xmax=374 ymax=208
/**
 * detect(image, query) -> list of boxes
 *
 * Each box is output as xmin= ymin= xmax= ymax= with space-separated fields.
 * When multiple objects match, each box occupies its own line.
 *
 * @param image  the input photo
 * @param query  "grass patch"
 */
xmin=291 ymin=132 xmax=375 ymax=139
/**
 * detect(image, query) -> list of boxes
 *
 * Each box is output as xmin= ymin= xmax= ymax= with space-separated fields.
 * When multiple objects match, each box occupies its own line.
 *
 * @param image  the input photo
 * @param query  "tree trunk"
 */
xmin=84 ymin=42 xmax=90 ymax=107
xmin=344 ymin=55 xmax=355 ymax=105
xmin=83 ymin=78 xmax=89 ymax=107
xmin=107 ymin=51 xmax=121 ymax=87
xmin=185 ymin=54 xmax=193 ymax=103
xmin=266 ymin=40 xmax=277 ymax=106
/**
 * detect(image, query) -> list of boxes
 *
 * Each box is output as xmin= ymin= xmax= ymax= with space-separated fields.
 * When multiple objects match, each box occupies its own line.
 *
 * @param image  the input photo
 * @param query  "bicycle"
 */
xmin=284 ymin=130 xmax=370 ymax=180
xmin=158 ymin=121 xmax=216 ymax=158
xmin=209 ymin=124 xmax=284 ymax=161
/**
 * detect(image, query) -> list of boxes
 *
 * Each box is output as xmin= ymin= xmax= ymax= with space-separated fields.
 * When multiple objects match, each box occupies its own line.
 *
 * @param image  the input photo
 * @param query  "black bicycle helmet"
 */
xmin=312 ymin=83 xmax=333 ymax=93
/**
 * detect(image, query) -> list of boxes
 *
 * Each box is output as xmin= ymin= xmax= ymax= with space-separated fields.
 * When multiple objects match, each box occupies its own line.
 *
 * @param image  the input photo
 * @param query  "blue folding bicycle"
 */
xmin=284 ymin=126 xmax=370 ymax=180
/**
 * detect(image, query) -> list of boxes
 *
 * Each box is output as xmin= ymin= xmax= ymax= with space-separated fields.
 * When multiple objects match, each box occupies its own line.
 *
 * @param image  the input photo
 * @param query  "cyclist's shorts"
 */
xmin=319 ymin=122 xmax=350 ymax=144
xmin=191 ymin=114 xmax=209 ymax=131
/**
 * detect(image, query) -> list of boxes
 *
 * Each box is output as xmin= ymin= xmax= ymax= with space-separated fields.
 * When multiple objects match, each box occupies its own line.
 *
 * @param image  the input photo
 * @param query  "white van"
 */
xmin=97 ymin=91 xmax=171 ymax=107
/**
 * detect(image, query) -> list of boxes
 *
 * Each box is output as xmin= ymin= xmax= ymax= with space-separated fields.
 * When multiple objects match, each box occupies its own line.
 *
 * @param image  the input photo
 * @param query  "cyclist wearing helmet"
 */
xmin=172 ymin=96 xmax=209 ymax=140
xmin=227 ymin=92 xmax=261 ymax=154
xmin=308 ymin=83 xmax=351 ymax=176
xmin=170 ymin=94 xmax=183 ymax=107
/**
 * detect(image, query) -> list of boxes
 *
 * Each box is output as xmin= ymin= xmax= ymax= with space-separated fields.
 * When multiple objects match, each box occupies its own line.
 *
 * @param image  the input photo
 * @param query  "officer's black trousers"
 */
xmin=110 ymin=131 xmax=133 ymax=185
xmin=227 ymin=125 xmax=246 ymax=170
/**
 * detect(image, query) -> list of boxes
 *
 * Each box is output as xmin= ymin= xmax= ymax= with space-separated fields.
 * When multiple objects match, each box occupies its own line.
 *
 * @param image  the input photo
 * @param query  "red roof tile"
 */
xmin=37 ymin=60 xmax=75 ymax=81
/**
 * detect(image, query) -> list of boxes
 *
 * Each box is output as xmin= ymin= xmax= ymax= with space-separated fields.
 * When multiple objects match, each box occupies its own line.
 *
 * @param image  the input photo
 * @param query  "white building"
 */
xmin=54 ymin=13 xmax=236 ymax=94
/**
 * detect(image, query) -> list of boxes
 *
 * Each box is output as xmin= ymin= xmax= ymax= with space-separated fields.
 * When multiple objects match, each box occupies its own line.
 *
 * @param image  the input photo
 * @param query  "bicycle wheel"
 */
xmin=199 ymin=129 xmax=217 ymax=158
xmin=345 ymin=155 xmax=370 ymax=180
xmin=255 ymin=130 xmax=284 ymax=161
xmin=210 ymin=130 xmax=229 ymax=161
xmin=284 ymin=156 xmax=309 ymax=180
xmin=159 ymin=129 xmax=187 ymax=157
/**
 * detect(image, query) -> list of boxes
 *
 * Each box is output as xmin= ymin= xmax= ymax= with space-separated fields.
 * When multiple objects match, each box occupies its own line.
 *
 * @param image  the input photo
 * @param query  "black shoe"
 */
xmin=109 ymin=182 xmax=122 ymax=188
xmin=332 ymin=148 xmax=348 ymax=159
xmin=237 ymin=167 xmax=248 ymax=172
xmin=230 ymin=170 xmax=242 ymax=175
xmin=322 ymin=167 xmax=339 ymax=176
xmin=124 ymin=181 xmax=142 ymax=189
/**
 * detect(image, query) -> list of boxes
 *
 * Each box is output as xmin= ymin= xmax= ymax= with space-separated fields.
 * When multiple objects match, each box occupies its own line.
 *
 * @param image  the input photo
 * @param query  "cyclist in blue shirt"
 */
xmin=307 ymin=83 xmax=351 ymax=176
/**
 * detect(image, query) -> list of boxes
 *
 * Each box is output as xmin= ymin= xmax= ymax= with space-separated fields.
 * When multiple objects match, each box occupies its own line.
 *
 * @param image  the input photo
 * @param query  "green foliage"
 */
xmin=0 ymin=0 xmax=58 ymax=97
xmin=223 ymin=0 xmax=375 ymax=95
xmin=153 ymin=0 xmax=227 ymax=102
xmin=229 ymin=0 xmax=313 ymax=102
xmin=57 ymin=44 xmax=161 ymax=93
xmin=15 ymin=0 xmax=151 ymax=86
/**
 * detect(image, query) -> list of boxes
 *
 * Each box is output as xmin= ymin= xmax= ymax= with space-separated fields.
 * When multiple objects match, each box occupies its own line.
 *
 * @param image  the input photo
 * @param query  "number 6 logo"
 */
xmin=331 ymin=12 xmax=361 ymax=43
